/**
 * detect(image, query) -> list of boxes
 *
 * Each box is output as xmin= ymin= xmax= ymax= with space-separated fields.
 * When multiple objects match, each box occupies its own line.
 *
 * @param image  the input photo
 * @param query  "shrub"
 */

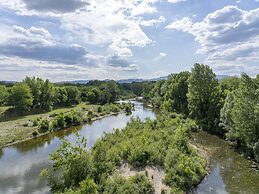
xmin=97 ymin=106 xmax=103 ymax=113
xmin=103 ymin=174 xmax=154 ymax=194
xmin=53 ymin=113 xmax=66 ymax=129
xmin=32 ymin=131 xmax=38 ymax=137
xmin=42 ymin=135 xmax=93 ymax=193
xmin=39 ymin=119 xmax=51 ymax=132
xmin=124 ymin=103 xmax=132 ymax=114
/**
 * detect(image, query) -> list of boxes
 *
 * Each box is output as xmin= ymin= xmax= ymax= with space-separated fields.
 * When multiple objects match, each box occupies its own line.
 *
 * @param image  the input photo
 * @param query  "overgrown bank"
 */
xmin=42 ymin=113 xmax=206 ymax=194
xmin=0 ymin=102 xmax=132 ymax=148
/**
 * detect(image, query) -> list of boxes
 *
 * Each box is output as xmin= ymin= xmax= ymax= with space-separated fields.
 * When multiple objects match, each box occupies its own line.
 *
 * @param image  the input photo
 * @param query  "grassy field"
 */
xmin=0 ymin=103 xmax=116 ymax=148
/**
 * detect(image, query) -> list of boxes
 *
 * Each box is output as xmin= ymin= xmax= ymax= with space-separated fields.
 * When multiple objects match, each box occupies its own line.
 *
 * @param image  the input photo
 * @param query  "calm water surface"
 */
xmin=192 ymin=131 xmax=259 ymax=194
xmin=0 ymin=102 xmax=259 ymax=194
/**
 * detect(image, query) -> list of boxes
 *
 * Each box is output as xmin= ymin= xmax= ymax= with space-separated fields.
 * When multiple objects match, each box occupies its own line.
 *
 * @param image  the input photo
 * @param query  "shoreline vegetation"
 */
xmin=42 ymin=113 xmax=207 ymax=194
xmin=0 ymin=102 xmax=132 ymax=149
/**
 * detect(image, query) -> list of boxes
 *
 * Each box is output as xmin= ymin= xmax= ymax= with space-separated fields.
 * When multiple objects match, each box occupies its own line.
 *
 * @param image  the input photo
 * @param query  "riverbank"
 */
xmin=0 ymin=103 xmax=126 ymax=148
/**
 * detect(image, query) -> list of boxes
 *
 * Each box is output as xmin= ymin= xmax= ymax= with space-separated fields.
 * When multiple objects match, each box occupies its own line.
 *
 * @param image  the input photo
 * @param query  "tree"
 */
xmin=162 ymin=72 xmax=190 ymax=114
xmin=41 ymin=134 xmax=93 ymax=192
xmin=8 ymin=83 xmax=33 ymax=112
xmin=39 ymin=79 xmax=55 ymax=110
xmin=54 ymin=87 xmax=68 ymax=106
xmin=87 ymin=89 xmax=98 ymax=104
xmin=231 ymin=74 xmax=259 ymax=158
xmin=0 ymin=85 xmax=9 ymax=106
xmin=24 ymin=77 xmax=55 ymax=110
xmin=149 ymin=80 xmax=166 ymax=107
xmin=187 ymin=64 xmax=221 ymax=133
xmin=24 ymin=77 xmax=42 ymax=109
xmin=65 ymin=86 xmax=81 ymax=105
xmin=219 ymin=92 xmax=235 ymax=138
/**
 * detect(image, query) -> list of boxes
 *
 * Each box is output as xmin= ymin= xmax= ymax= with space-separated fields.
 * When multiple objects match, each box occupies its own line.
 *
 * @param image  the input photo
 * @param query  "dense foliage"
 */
xmin=187 ymin=64 xmax=221 ymax=132
xmin=220 ymin=74 xmax=259 ymax=161
xmin=0 ymin=78 xmax=152 ymax=113
xmin=43 ymin=114 xmax=206 ymax=193
xmin=150 ymin=63 xmax=259 ymax=161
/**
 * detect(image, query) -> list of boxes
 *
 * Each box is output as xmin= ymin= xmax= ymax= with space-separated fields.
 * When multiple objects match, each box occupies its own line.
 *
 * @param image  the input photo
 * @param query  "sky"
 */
xmin=0 ymin=0 xmax=258 ymax=81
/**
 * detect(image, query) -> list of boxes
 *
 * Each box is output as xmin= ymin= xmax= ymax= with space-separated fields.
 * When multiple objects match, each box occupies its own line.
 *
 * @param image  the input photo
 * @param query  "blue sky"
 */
xmin=0 ymin=0 xmax=258 ymax=81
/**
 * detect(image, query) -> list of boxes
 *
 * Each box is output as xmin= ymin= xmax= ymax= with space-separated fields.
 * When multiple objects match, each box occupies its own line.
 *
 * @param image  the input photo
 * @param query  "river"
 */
xmin=0 ymin=101 xmax=258 ymax=194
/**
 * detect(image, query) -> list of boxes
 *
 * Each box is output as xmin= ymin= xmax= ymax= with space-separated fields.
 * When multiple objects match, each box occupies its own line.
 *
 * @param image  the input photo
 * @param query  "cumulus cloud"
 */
xmin=166 ymin=6 xmax=259 ymax=74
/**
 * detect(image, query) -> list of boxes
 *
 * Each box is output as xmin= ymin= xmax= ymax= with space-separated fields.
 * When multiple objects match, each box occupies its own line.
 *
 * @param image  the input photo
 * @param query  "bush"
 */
xmin=39 ymin=119 xmax=51 ymax=132
xmin=33 ymin=117 xmax=41 ymax=126
xmin=42 ymin=135 xmax=93 ymax=193
xmin=53 ymin=113 xmax=66 ymax=129
xmin=124 ymin=103 xmax=132 ymax=114
xmin=97 ymin=106 xmax=103 ymax=113
xmin=32 ymin=131 xmax=38 ymax=137
xmin=103 ymin=174 xmax=154 ymax=194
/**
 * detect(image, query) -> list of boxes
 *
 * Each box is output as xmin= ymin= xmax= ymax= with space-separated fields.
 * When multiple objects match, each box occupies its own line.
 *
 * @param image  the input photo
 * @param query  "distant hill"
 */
xmin=1 ymin=75 xmax=231 ymax=85
xmin=56 ymin=76 xmax=168 ymax=84
xmin=216 ymin=75 xmax=231 ymax=80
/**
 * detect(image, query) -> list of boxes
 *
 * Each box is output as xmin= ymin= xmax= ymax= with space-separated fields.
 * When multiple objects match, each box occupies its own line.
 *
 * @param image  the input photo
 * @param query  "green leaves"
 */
xmin=187 ymin=63 xmax=221 ymax=132
xmin=43 ymin=134 xmax=93 ymax=192
xmin=8 ymin=83 xmax=33 ymax=112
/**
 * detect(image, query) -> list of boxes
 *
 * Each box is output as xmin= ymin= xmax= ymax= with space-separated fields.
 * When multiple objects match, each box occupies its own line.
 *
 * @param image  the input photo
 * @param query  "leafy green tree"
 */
xmin=54 ymin=87 xmax=68 ymax=106
xmin=41 ymin=134 xmax=93 ymax=192
xmin=187 ymin=64 xmax=221 ymax=132
xmin=219 ymin=92 xmax=235 ymax=138
xmin=162 ymin=72 xmax=190 ymax=114
xmin=65 ymin=86 xmax=81 ymax=105
xmin=8 ymin=83 xmax=33 ymax=112
xmin=219 ymin=77 xmax=240 ymax=99
xmin=24 ymin=77 xmax=55 ymax=110
xmin=87 ymin=90 xmax=97 ymax=104
xmin=39 ymin=79 xmax=55 ymax=110
xmin=149 ymin=80 xmax=166 ymax=107
xmin=24 ymin=77 xmax=42 ymax=109
xmin=231 ymin=74 xmax=259 ymax=158
xmin=0 ymin=85 xmax=9 ymax=106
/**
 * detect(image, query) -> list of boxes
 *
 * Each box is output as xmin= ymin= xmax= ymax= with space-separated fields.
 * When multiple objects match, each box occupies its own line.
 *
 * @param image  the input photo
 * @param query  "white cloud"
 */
xmin=166 ymin=6 xmax=259 ymax=75
xmin=168 ymin=0 xmax=186 ymax=3
xmin=140 ymin=16 xmax=165 ymax=27
xmin=154 ymin=52 xmax=167 ymax=61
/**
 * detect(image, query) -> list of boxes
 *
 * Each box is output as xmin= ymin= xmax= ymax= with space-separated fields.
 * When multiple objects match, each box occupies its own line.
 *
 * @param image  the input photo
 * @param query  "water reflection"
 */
xmin=0 ymin=101 xmax=155 ymax=194
xmin=192 ymin=131 xmax=259 ymax=194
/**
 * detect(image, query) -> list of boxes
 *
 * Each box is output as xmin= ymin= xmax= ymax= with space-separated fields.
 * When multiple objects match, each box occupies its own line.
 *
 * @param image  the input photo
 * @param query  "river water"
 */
xmin=0 ymin=101 xmax=258 ymax=194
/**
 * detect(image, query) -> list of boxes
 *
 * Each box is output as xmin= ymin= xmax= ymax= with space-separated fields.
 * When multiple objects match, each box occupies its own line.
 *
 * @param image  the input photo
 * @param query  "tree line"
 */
xmin=149 ymin=63 xmax=259 ymax=162
xmin=0 ymin=78 xmax=154 ymax=113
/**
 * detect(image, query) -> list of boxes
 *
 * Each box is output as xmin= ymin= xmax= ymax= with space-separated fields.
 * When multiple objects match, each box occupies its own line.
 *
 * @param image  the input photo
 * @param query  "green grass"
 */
xmin=0 ymin=103 xmax=102 ymax=148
